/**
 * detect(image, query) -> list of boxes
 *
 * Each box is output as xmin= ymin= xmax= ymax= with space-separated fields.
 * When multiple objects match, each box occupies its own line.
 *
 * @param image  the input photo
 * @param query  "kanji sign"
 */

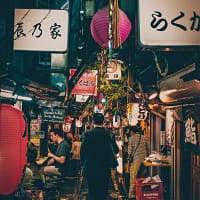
xmin=105 ymin=59 xmax=122 ymax=80
xmin=14 ymin=9 xmax=69 ymax=52
xmin=70 ymin=69 xmax=98 ymax=95
xmin=127 ymin=103 xmax=148 ymax=126
xmin=138 ymin=0 xmax=200 ymax=47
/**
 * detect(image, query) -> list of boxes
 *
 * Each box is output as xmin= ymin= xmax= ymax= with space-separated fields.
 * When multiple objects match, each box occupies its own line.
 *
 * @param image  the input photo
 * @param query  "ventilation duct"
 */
xmin=158 ymin=63 xmax=200 ymax=104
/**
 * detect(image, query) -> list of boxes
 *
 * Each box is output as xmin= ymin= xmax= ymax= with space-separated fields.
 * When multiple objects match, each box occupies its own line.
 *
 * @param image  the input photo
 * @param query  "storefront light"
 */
xmin=0 ymin=89 xmax=32 ymax=101
xmin=101 ymin=98 xmax=106 ymax=103
xmin=159 ymin=89 xmax=177 ymax=103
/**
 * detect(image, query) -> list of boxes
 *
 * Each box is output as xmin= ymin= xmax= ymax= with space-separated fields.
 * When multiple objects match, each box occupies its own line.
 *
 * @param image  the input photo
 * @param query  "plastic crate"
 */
xmin=136 ymin=178 xmax=164 ymax=200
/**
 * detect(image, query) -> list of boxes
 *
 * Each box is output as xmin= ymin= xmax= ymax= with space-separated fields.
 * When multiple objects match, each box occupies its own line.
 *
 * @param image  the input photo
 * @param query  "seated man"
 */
xmin=40 ymin=128 xmax=70 ymax=180
xmin=19 ymin=142 xmax=43 ymax=199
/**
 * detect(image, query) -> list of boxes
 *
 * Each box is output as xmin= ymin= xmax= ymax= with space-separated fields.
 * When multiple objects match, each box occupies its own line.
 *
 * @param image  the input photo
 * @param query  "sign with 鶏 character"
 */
xmin=14 ymin=9 xmax=69 ymax=52
xmin=183 ymin=106 xmax=200 ymax=153
xmin=70 ymin=69 xmax=98 ymax=95
xmin=138 ymin=0 xmax=200 ymax=47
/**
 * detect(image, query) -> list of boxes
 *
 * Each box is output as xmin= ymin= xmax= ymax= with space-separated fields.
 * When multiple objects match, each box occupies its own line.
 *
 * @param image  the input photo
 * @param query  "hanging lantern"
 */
xmin=113 ymin=111 xmax=121 ymax=128
xmin=0 ymin=104 xmax=28 ymax=195
xmin=90 ymin=6 xmax=132 ymax=48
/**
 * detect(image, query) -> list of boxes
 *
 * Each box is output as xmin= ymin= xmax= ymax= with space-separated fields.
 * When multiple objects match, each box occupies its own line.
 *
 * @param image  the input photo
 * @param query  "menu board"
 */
xmin=42 ymin=108 xmax=65 ymax=123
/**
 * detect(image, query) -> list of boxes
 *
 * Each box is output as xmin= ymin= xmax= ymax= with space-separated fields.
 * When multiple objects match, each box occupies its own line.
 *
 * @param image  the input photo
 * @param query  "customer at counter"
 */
xmin=40 ymin=128 xmax=71 ymax=180
xmin=127 ymin=126 xmax=149 ymax=199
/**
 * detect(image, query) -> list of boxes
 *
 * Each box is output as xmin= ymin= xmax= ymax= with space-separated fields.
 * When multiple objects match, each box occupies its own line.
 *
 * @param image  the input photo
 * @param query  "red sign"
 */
xmin=70 ymin=69 xmax=98 ymax=95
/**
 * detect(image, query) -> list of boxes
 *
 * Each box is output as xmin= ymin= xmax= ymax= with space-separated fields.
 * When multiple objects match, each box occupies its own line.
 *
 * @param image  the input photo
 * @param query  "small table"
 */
xmin=143 ymin=160 xmax=171 ymax=177
xmin=143 ymin=160 xmax=171 ymax=167
xmin=36 ymin=156 xmax=48 ymax=166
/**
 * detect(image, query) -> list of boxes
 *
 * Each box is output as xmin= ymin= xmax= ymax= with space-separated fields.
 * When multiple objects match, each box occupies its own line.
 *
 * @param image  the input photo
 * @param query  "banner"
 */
xmin=70 ymin=69 xmax=98 ymax=95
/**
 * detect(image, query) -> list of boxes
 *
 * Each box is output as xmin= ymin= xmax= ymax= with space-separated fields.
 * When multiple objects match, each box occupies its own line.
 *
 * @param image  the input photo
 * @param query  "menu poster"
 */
xmin=42 ymin=107 xmax=65 ymax=123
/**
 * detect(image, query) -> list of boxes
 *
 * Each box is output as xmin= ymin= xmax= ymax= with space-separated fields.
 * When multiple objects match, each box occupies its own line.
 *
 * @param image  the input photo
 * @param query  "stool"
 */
xmin=21 ymin=179 xmax=45 ymax=200
xmin=44 ymin=176 xmax=65 ymax=200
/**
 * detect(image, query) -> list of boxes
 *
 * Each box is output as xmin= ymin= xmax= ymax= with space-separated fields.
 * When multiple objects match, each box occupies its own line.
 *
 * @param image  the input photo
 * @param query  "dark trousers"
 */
xmin=86 ymin=173 xmax=110 ymax=200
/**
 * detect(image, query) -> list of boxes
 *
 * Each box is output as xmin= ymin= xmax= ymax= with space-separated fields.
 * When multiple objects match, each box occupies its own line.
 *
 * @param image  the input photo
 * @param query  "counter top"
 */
xmin=36 ymin=156 xmax=48 ymax=165
xmin=143 ymin=160 xmax=171 ymax=167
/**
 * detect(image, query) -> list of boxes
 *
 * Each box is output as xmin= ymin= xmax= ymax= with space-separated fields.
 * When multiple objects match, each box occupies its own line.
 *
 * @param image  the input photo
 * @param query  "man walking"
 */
xmin=80 ymin=113 xmax=114 ymax=200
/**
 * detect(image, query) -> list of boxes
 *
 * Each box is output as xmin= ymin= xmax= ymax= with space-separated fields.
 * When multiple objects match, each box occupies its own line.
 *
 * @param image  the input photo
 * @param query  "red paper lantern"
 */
xmin=90 ymin=6 xmax=132 ymax=48
xmin=0 ymin=104 xmax=28 ymax=195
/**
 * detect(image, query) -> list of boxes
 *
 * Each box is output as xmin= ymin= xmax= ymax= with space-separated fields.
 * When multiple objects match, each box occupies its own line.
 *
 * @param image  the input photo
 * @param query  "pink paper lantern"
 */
xmin=90 ymin=6 xmax=132 ymax=48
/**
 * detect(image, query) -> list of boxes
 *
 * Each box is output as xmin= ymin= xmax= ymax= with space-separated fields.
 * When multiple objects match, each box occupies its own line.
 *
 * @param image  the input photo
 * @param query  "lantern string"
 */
xmin=108 ymin=0 xmax=113 ymax=61
xmin=113 ymin=0 xmax=120 ymax=49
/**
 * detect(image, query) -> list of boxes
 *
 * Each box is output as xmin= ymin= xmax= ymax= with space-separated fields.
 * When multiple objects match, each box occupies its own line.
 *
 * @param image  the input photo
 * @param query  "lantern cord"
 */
xmin=108 ymin=0 xmax=113 ymax=61
xmin=113 ymin=0 xmax=120 ymax=49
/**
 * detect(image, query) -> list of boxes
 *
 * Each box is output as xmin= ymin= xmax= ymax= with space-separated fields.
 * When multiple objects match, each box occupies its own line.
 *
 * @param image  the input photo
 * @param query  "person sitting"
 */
xmin=19 ymin=142 xmax=43 ymax=199
xmin=70 ymin=134 xmax=82 ymax=176
xmin=40 ymin=128 xmax=71 ymax=181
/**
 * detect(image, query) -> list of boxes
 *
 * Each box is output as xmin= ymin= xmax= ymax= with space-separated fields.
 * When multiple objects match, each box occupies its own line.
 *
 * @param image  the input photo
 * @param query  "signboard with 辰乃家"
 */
xmin=138 ymin=0 xmax=200 ymax=47
xmin=14 ymin=9 xmax=69 ymax=52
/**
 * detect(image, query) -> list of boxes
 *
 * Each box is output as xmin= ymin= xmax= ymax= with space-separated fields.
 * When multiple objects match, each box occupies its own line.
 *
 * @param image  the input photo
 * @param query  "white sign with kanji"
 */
xmin=138 ymin=0 xmax=200 ymax=47
xmin=14 ymin=9 xmax=69 ymax=52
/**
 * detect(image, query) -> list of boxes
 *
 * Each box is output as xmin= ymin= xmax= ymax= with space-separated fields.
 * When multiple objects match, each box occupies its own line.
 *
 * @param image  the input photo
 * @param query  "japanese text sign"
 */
xmin=70 ymin=69 xmax=98 ymax=95
xmin=105 ymin=59 xmax=122 ymax=80
xmin=127 ymin=103 xmax=148 ymax=126
xmin=138 ymin=0 xmax=200 ymax=47
xmin=14 ymin=9 xmax=69 ymax=52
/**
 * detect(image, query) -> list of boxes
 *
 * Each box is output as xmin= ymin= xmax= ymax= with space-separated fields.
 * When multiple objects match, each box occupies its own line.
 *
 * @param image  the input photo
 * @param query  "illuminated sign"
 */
xmin=70 ymin=69 xmax=98 ymax=95
xmin=138 ymin=0 xmax=200 ymax=47
xmin=14 ymin=9 xmax=69 ymax=52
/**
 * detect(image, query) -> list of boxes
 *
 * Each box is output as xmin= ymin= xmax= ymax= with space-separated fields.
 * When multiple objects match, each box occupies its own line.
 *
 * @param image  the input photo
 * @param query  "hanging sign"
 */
xmin=70 ymin=69 xmax=98 ymax=95
xmin=14 ymin=9 xmax=69 ymax=52
xmin=62 ymin=123 xmax=71 ymax=133
xmin=185 ymin=117 xmax=198 ymax=145
xmin=105 ymin=59 xmax=122 ymax=80
xmin=76 ymin=94 xmax=89 ymax=102
xmin=182 ymin=106 xmax=200 ymax=153
xmin=42 ymin=107 xmax=65 ymax=123
xmin=138 ymin=0 xmax=200 ymax=47
xmin=127 ymin=103 xmax=148 ymax=125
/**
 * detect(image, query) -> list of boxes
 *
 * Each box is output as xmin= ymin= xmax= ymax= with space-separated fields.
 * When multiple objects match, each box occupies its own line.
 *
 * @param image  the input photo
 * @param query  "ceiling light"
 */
xmin=148 ymin=91 xmax=158 ymax=100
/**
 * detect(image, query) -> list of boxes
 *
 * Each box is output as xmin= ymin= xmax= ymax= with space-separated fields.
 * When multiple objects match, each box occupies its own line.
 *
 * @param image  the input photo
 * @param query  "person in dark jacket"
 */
xmin=80 ymin=113 xmax=114 ymax=200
